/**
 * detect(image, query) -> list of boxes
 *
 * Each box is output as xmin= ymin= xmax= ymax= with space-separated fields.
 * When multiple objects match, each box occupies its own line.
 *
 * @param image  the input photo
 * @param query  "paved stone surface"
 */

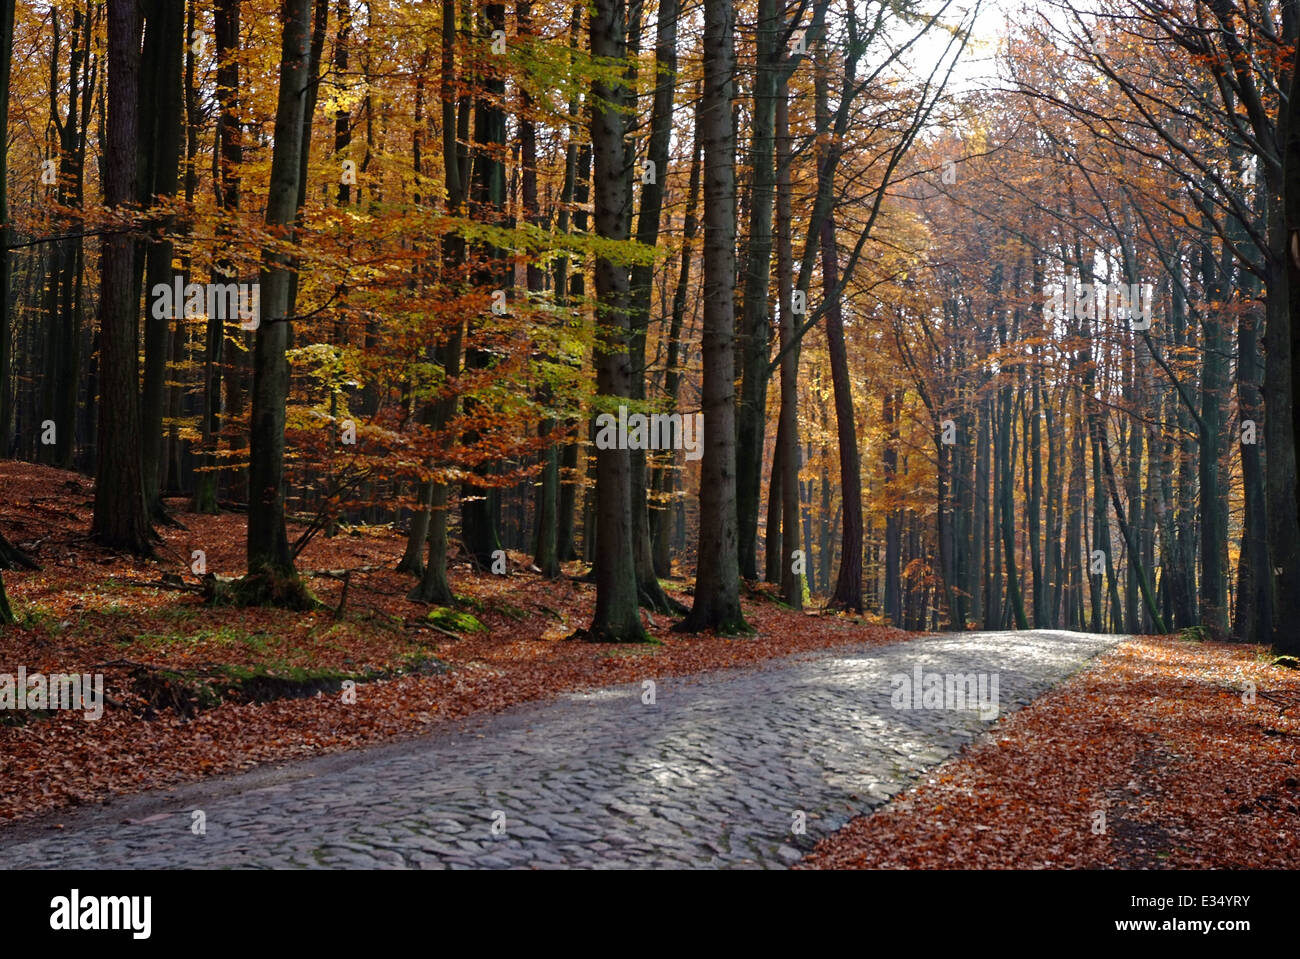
xmin=0 ymin=630 xmax=1119 ymax=869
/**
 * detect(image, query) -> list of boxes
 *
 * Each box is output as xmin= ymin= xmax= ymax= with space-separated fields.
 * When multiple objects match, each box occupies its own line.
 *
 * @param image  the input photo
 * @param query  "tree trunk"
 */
xmin=558 ymin=132 xmax=591 ymax=564
xmin=764 ymin=428 xmax=783 ymax=583
xmin=140 ymin=0 xmax=183 ymax=521
xmin=39 ymin=9 xmax=91 ymax=472
xmin=93 ymin=0 xmax=155 ymax=556
xmin=1257 ymin=179 xmax=1300 ymax=652
xmin=776 ymin=81 xmax=803 ymax=608
xmin=1028 ymin=342 xmax=1045 ymax=625
xmin=998 ymin=372 xmax=1027 ymax=629
xmin=821 ymin=210 xmax=863 ymax=612
xmin=517 ymin=2 xmax=559 ymax=580
xmin=651 ymin=88 xmax=701 ymax=578
xmin=1088 ymin=402 xmax=1166 ymax=633
xmin=460 ymin=3 xmax=507 ymax=570
xmin=210 ymin=2 xmax=248 ymax=507
xmin=735 ymin=0 xmax=781 ymax=581
xmin=1199 ymin=244 xmax=1230 ymax=635
xmin=585 ymin=0 xmax=645 ymax=642
xmin=1235 ymin=299 xmax=1269 ymax=640
xmin=675 ymin=0 xmax=748 ymax=634
xmin=883 ymin=392 xmax=901 ymax=623
xmin=1277 ymin=38 xmax=1300 ymax=655
xmin=245 ymin=0 xmax=313 ymax=588
xmin=627 ymin=0 xmax=682 ymax=612
xmin=408 ymin=0 xmax=469 ymax=606
xmin=0 ymin=0 xmax=14 ymax=455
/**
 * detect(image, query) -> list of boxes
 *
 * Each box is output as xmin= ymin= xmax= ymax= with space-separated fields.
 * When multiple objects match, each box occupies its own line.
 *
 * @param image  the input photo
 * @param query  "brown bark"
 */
xmin=93 ymin=0 xmax=154 ymax=556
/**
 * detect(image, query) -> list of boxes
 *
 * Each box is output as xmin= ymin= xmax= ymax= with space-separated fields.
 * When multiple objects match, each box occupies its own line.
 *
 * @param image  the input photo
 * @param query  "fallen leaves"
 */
xmin=0 ymin=460 xmax=912 ymax=825
xmin=804 ymin=634 xmax=1300 ymax=869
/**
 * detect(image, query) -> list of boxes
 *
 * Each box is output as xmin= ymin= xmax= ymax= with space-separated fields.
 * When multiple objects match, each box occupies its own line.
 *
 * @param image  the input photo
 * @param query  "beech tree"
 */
xmin=0 ymin=0 xmax=13 ymax=454
xmin=244 ymin=0 xmax=314 ymax=599
xmin=586 ymin=0 xmax=645 ymax=642
xmin=0 ymin=0 xmax=1296 ymax=663
xmin=139 ymin=0 xmax=183 ymax=522
xmin=676 ymin=0 xmax=747 ymax=634
xmin=193 ymin=0 xmax=243 ymax=514
xmin=92 ymin=0 xmax=154 ymax=556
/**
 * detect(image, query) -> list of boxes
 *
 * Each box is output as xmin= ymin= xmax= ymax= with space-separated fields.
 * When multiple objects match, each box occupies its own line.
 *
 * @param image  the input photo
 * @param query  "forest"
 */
xmin=1 ymin=0 xmax=1298 ymax=658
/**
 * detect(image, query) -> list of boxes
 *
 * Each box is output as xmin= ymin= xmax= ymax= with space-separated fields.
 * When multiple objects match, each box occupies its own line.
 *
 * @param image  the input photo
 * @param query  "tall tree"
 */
xmin=409 ymin=0 xmax=469 ymax=606
xmin=734 ymin=0 xmax=782 ymax=581
xmin=627 ymin=0 xmax=683 ymax=612
xmin=92 ymin=0 xmax=154 ymax=556
xmin=651 ymin=88 xmax=702 ymax=579
xmin=460 ymin=2 xmax=508 ymax=569
xmin=38 ymin=6 xmax=94 ymax=472
xmin=676 ymin=0 xmax=749 ymax=634
xmin=519 ymin=0 xmax=560 ymax=581
xmin=585 ymin=0 xmax=645 ymax=642
xmin=821 ymin=205 xmax=863 ymax=612
xmin=0 ymin=0 xmax=15 ymax=615
xmin=0 ymin=0 xmax=14 ymax=455
xmin=139 ymin=0 xmax=185 ymax=521
xmin=244 ymin=0 xmax=314 ymax=596
xmin=194 ymin=0 xmax=243 ymax=514
xmin=775 ymin=74 xmax=804 ymax=608
xmin=743 ymin=0 xmax=829 ymax=582
xmin=1284 ymin=23 xmax=1300 ymax=655
xmin=554 ymin=1 xmax=586 ymax=565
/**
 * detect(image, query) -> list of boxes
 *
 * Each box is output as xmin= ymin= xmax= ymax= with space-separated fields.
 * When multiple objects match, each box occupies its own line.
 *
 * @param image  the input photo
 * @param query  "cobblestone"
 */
xmin=0 ymin=630 xmax=1117 ymax=869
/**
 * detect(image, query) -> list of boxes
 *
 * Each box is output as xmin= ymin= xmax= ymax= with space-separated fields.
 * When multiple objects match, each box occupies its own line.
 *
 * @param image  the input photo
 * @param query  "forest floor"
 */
xmin=0 ymin=629 xmax=1117 ymax=868
xmin=805 ymin=634 xmax=1300 ymax=868
xmin=3 ymin=461 xmax=1297 ymax=868
xmin=0 ymin=460 xmax=905 ymax=824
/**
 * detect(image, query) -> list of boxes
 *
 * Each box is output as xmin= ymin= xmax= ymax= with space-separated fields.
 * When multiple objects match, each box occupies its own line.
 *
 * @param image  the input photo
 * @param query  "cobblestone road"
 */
xmin=0 ymin=630 xmax=1119 ymax=869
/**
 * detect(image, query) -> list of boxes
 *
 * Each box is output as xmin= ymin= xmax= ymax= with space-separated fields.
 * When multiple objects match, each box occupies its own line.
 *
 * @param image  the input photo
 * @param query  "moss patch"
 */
xmin=427 ymin=607 xmax=487 ymax=633
xmin=128 ymin=655 xmax=449 ymax=719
